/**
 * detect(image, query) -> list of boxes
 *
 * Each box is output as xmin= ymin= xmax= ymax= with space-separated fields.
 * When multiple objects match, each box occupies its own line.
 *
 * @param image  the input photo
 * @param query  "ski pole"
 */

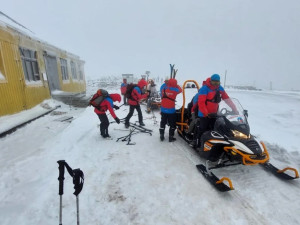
xmin=72 ymin=169 xmax=84 ymax=225
xmin=57 ymin=160 xmax=66 ymax=225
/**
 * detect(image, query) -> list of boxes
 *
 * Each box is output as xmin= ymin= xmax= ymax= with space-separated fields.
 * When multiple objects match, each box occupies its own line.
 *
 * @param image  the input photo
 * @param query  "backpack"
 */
xmin=125 ymin=83 xmax=137 ymax=100
xmin=89 ymin=89 xmax=109 ymax=109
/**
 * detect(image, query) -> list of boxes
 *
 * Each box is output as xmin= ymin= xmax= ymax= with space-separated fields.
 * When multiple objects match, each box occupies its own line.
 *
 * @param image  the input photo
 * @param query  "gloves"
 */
xmin=115 ymin=117 xmax=120 ymax=124
xmin=113 ymin=105 xmax=120 ymax=110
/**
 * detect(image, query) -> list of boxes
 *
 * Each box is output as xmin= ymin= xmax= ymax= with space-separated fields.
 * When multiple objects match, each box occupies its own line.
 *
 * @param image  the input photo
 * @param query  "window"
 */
xmin=70 ymin=61 xmax=77 ymax=80
xmin=19 ymin=47 xmax=40 ymax=82
xmin=78 ymin=64 xmax=84 ymax=80
xmin=60 ymin=58 xmax=69 ymax=80
xmin=0 ymin=46 xmax=5 ymax=81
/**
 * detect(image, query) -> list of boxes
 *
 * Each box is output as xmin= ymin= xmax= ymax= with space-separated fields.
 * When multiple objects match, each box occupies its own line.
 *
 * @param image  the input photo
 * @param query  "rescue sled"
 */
xmin=176 ymin=80 xmax=299 ymax=192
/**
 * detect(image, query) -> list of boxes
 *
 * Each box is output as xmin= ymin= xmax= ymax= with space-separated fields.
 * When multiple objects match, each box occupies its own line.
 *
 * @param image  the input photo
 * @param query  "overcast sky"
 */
xmin=2 ymin=0 xmax=300 ymax=90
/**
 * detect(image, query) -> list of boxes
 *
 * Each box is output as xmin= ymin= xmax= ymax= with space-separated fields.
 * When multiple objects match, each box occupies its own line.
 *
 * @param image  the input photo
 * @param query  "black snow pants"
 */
xmin=160 ymin=112 xmax=177 ymax=137
xmin=194 ymin=117 xmax=216 ymax=147
xmin=97 ymin=113 xmax=109 ymax=136
xmin=125 ymin=104 xmax=143 ymax=125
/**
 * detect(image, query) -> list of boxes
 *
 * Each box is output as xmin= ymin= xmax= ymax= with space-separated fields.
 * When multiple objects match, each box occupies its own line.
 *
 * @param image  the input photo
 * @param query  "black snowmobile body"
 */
xmin=176 ymin=80 xmax=299 ymax=191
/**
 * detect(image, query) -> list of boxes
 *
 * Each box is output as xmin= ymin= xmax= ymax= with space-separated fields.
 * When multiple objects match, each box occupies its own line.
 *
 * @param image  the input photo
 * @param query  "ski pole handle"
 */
xmin=73 ymin=169 xmax=84 ymax=196
xmin=57 ymin=160 xmax=65 ymax=195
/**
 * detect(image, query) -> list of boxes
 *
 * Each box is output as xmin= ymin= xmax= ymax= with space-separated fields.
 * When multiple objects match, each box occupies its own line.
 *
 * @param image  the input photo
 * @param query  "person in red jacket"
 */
xmin=120 ymin=78 xmax=128 ymax=105
xmin=94 ymin=93 xmax=121 ymax=138
xmin=159 ymin=78 xmax=182 ymax=142
xmin=125 ymin=79 xmax=148 ymax=128
xmin=192 ymin=74 xmax=237 ymax=147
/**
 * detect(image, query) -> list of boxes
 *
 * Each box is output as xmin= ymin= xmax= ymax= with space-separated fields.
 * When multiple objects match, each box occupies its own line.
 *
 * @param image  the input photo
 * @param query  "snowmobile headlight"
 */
xmin=232 ymin=130 xmax=250 ymax=139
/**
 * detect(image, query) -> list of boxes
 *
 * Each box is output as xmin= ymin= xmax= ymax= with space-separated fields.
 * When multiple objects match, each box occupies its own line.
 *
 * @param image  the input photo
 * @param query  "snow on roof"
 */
xmin=0 ymin=12 xmax=83 ymax=61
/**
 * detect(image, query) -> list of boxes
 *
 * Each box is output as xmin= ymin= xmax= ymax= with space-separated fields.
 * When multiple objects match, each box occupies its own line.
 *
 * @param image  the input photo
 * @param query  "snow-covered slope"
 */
xmin=0 ymin=88 xmax=299 ymax=225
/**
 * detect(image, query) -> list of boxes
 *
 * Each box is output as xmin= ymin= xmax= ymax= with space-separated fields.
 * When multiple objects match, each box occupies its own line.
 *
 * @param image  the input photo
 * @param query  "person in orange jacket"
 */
xmin=124 ymin=79 xmax=148 ymax=128
xmin=94 ymin=93 xmax=121 ymax=138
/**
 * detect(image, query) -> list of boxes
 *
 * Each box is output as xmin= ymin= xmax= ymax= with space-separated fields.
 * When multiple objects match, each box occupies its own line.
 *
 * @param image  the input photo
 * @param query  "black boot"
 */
xmin=139 ymin=121 xmax=145 ymax=126
xmin=104 ymin=128 xmax=111 ymax=138
xmin=169 ymin=136 xmax=176 ymax=142
xmin=169 ymin=128 xmax=176 ymax=142
xmin=159 ymin=128 xmax=165 ymax=141
xmin=100 ymin=126 xmax=105 ymax=137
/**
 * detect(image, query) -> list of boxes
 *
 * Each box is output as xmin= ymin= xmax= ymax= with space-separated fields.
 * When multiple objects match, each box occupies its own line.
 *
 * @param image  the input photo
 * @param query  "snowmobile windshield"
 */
xmin=217 ymin=98 xmax=249 ymax=135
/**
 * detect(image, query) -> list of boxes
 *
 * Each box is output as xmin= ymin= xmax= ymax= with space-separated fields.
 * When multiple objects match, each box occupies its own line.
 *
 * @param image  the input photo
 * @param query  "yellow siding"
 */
xmin=0 ymin=24 xmax=86 ymax=117
xmin=0 ymin=25 xmax=86 ymax=116
xmin=0 ymin=40 xmax=26 ymax=115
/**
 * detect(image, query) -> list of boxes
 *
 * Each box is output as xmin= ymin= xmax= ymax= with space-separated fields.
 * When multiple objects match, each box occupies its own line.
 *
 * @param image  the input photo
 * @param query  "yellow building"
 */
xmin=0 ymin=20 xmax=86 ymax=117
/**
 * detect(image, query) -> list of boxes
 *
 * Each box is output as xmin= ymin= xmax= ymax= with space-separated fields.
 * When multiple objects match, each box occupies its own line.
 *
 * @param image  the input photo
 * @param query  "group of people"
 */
xmin=91 ymin=74 xmax=236 ymax=146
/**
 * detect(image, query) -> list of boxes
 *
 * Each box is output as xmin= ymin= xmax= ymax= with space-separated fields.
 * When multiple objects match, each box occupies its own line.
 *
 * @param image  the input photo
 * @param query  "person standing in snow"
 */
xmin=191 ymin=74 xmax=238 ymax=147
xmin=145 ymin=79 xmax=158 ymax=113
xmin=159 ymin=78 xmax=182 ymax=142
xmin=124 ymin=79 xmax=149 ymax=128
xmin=159 ymin=77 xmax=169 ymax=95
xmin=94 ymin=93 xmax=121 ymax=138
xmin=120 ymin=78 xmax=128 ymax=105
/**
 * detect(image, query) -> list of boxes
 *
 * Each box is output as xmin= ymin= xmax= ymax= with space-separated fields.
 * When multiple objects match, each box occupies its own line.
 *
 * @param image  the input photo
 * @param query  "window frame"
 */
xmin=0 ymin=43 xmax=7 ymax=83
xmin=70 ymin=60 xmax=78 ymax=80
xmin=60 ymin=58 xmax=69 ymax=81
xmin=19 ymin=47 xmax=41 ymax=83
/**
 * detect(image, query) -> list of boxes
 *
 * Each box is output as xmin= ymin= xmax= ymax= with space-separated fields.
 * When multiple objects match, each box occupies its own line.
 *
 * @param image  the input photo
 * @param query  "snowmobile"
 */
xmin=176 ymin=80 xmax=299 ymax=192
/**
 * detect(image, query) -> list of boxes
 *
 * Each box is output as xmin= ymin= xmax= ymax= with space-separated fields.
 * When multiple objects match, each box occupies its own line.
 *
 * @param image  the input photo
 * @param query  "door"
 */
xmin=44 ymin=54 xmax=60 ymax=92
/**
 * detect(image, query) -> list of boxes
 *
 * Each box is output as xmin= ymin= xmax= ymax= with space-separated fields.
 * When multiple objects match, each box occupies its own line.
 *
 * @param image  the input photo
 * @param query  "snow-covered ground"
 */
xmin=0 ymin=85 xmax=300 ymax=225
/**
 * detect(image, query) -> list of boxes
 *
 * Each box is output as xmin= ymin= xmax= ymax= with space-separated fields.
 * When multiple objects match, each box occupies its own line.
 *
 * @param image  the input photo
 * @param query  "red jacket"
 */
xmin=94 ymin=98 xmax=117 ymax=119
xmin=160 ymin=79 xmax=182 ymax=114
xmin=121 ymin=82 xmax=127 ymax=95
xmin=197 ymin=78 xmax=236 ymax=117
xmin=128 ymin=80 xmax=148 ymax=106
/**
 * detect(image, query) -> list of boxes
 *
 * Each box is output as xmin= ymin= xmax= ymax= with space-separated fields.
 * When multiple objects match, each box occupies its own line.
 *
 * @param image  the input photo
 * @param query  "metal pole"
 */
xmin=224 ymin=70 xmax=227 ymax=88
xmin=59 ymin=196 xmax=63 ymax=225
xmin=57 ymin=160 xmax=65 ymax=225
xmin=76 ymin=196 xmax=80 ymax=225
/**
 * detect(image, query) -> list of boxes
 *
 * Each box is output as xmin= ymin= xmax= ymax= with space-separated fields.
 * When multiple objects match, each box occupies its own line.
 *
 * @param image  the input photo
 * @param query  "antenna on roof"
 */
xmin=0 ymin=11 xmax=35 ymax=34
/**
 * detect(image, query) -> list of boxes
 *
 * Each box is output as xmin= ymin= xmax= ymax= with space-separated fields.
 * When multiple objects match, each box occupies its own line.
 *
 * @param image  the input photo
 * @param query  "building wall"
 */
xmin=0 ymin=25 xmax=86 ymax=117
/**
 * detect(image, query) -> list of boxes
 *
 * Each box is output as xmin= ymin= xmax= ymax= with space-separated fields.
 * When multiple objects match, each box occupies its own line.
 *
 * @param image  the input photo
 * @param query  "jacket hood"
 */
xmin=204 ymin=77 xmax=219 ymax=89
xmin=109 ymin=93 xmax=121 ymax=102
xmin=138 ymin=79 xmax=147 ymax=88
xmin=168 ymin=78 xmax=177 ymax=87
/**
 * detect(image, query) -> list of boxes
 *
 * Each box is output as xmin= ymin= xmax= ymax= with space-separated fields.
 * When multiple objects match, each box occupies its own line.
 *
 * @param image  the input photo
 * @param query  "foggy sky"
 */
xmin=2 ymin=0 xmax=300 ymax=90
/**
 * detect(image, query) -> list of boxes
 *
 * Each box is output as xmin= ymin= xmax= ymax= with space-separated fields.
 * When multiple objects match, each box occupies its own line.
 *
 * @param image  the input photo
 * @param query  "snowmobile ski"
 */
xmin=262 ymin=162 xmax=299 ymax=180
xmin=196 ymin=164 xmax=234 ymax=192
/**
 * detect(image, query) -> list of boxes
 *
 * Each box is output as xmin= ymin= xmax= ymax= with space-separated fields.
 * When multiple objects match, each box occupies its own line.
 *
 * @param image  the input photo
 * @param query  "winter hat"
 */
xmin=211 ymin=74 xmax=220 ymax=81
xmin=110 ymin=93 xmax=121 ymax=102
xmin=138 ymin=79 xmax=147 ymax=88
xmin=168 ymin=78 xmax=177 ymax=87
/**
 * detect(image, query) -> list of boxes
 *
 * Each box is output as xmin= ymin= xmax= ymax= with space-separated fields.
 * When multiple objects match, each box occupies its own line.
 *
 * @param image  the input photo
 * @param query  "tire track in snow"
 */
xmin=172 ymin=138 xmax=269 ymax=225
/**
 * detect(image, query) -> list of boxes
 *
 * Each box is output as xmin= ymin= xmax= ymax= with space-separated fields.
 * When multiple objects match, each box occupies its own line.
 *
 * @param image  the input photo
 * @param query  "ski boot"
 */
xmin=169 ymin=128 xmax=176 ymax=142
xmin=169 ymin=136 xmax=176 ymax=142
xmin=159 ymin=128 xmax=165 ymax=141
xmin=139 ymin=121 xmax=145 ymax=126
